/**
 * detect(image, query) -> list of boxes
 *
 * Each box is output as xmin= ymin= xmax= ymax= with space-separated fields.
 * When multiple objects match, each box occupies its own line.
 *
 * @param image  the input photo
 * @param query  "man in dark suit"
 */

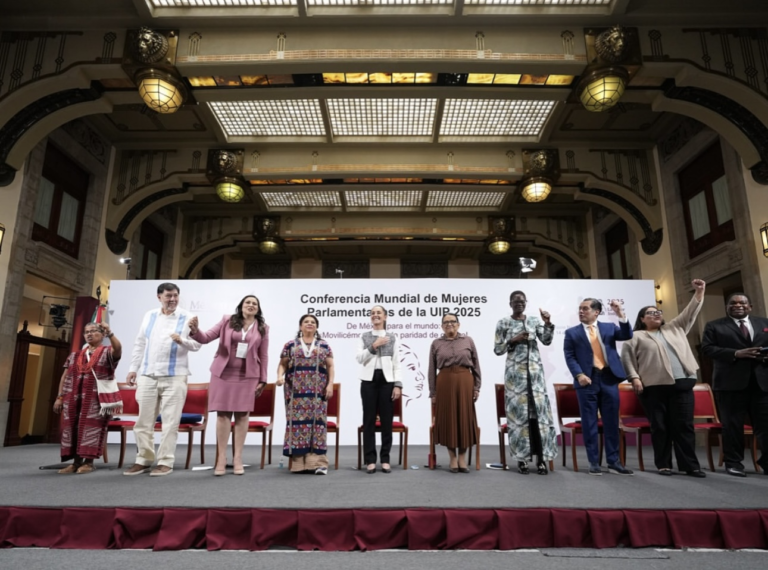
xmin=701 ymin=293 xmax=768 ymax=477
xmin=564 ymin=298 xmax=633 ymax=475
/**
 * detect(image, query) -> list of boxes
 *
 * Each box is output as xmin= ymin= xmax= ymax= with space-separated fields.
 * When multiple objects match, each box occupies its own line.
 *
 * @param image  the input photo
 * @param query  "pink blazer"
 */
xmin=191 ymin=315 xmax=269 ymax=382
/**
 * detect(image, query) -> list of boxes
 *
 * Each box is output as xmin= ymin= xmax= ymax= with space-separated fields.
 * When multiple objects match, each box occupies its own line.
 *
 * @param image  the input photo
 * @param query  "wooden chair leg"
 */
xmin=598 ymin=433 xmax=604 ymax=465
xmin=548 ymin=459 xmax=554 ymax=472
xmin=637 ymin=433 xmax=645 ymax=471
xmin=571 ymin=432 xmax=578 ymax=472
xmin=399 ymin=432 xmax=404 ymax=466
xmin=475 ymin=441 xmax=481 ymax=470
xmin=562 ymin=433 xmax=567 ymax=467
xmin=501 ymin=430 xmax=507 ymax=470
xmin=718 ymin=434 xmax=724 ymax=466
xmin=334 ymin=431 xmax=339 ymax=470
xmin=619 ymin=431 xmax=625 ymax=466
xmin=268 ymin=431 xmax=273 ymax=465
xmin=705 ymin=432 xmax=716 ymax=472
xmin=429 ymin=426 xmax=436 ymax=469
xmin=403 ymin=429 xmax=408 ymax=470
xmin=357 ymin=427 xmax=362 ymax=470
xmin=185 ymin=431 xmax=193 ymax=469
xmin=118 ymin=429 xmax=127 ymax=468
xmin=749 ymin=434 xmax=760 ymax=473
xmin=103 ymin=440 xmax=109 ymax=463
xmin=200 ymin=428 xmax=206 ymax=465
xmin=260 ymin=431 xmax=267 ymax=469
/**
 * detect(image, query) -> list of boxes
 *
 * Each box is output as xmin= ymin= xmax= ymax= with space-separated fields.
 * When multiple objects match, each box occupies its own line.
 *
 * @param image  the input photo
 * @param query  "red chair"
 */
xmin=154 ymin=383 xmax=209 ymax=469
xmin=428 ymin=402 xmax=481 ymax=470
xmin=692 ymin=384 xmax=759 ymax=473
xmin=231 ymin=383 xmax=275 ymax=470
xmin=495 ymin=384 xmax=554 ymax=471
xmin=553 ymin=383 xmax=603 ymax=472
xmin=326 ymin=382 xmax=341 ymax=470
xmin=356 ymin=393 xmax=409 ymax=470
xmin=618 ymin=383 xmax=651 ymax=471
xmin=103 ymin=382 xmax=140 ymax=468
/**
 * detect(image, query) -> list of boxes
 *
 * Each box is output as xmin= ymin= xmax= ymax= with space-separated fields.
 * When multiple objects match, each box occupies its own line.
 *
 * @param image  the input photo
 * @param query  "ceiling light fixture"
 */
xmin=216 ymin=178 xmax=246 ymax=203
xmin=520 ymin=149 xmax=560 ymax=204
xmin=254 ymin=216 xmax=283 ymax=255
xmin=486 ymin=217 xmax=515 ymax=255
xmin=577 ymin=25 xmax=642 ymax=113
xmin=206 ymin=149 xmax=248 ymax=204
xmin=121 ymin=27 xmax=188 ymax=115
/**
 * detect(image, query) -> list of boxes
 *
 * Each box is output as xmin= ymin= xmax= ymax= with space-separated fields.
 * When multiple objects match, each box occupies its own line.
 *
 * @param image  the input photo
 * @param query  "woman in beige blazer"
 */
xmin=621 ymin=279 xmax=707 ymax=477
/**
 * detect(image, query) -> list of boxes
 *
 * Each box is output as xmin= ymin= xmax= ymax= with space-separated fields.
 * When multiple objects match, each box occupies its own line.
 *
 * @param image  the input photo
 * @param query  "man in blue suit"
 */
xmin=563 ymin=298 xmax=634 ymax=476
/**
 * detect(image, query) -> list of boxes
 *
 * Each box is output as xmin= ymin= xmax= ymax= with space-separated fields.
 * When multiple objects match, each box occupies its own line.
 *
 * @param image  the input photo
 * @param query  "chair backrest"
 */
xmin=553 ymin=383 xmax=580 ymax=423
xmin=692 ymin=383 xmax=719 ymax=422
xmin=618 ymin=383 xmax=646 ymax=418
xmin=182 ymin=383 xmax=209 ymax=423
xmin=251 ymin=383 xmax=276 ymax=422
xmin=375 ymin=391 xmax=403 ymax=423
xmin=117 ymin=382 xmax=140 ymax=415
xmin=326 ymin=382 xmax=341 ymax=423
xmin=495 ymin=384 xmax=506 ymax=423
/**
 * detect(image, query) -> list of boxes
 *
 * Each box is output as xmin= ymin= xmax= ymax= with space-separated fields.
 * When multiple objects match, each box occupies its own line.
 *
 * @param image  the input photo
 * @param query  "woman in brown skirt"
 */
xmin=428 ymin=313 xmax=481 ymax=473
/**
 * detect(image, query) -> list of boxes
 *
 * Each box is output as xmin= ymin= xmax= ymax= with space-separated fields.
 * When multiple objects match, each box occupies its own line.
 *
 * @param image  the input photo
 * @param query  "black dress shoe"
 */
xmin=449 ymin=467 xmax=459 ymax=473
xmin=458 ymin=467 xmax=470 ymax=473
xmin=381 ymin=467 xmax=392 ymax=474
xmin=607 ymin=463 xmax=634 ymax=476
xmin=686 ymin=470 xmax=706 ymax=478
xmin=658 ymin=469 xmax=672 ymax=476
xmin=366 ymin=466 xmax=376 ymax=474
xmin=726 ymin=467 xmax=746 ymax=478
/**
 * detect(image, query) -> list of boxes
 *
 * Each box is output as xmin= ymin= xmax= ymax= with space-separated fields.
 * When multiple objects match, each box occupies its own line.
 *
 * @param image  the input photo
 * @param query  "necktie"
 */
xmin=588 ymin=325 xmax=607 ymax=370
xmin=739 ymin=320 xmax=750 ymax=340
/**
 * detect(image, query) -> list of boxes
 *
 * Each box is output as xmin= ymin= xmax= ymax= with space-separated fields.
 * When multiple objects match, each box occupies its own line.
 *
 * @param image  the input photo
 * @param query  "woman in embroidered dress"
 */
xmin=188 ymin=295 xmax=269 ymax=476
xmin=277 ymin=314 xmax=335 ymax=475
xmin=494 ymin=290 xmax=558 ymax=475
xmin=357 ymin=305 xmax=402 ymax=474
xmin=52 ymin=322 xmax=122 ymax=474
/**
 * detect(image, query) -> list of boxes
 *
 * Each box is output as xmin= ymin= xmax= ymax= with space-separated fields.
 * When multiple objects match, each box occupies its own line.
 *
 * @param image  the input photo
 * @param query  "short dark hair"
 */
xmin=582 ymin=297 xmax=602 ymax=313
xmin=442 ymin=312 xmax=460 ymax=324
xmin=157 ymin=282 xmax=179 ymax=295
xmin=509 ymin=290 xmax=527 ymax=302
xmin=726 ymin=292 xmax=751 ymax=306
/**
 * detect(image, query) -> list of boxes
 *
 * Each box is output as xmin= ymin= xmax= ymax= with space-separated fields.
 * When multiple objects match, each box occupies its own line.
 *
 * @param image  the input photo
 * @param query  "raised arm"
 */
xmin=667 ymin=280 xmax=705 ymax=334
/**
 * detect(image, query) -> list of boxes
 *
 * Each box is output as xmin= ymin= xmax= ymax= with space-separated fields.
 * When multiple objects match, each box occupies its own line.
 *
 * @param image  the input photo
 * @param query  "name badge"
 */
xmin=236 ymin=342 xmax=248 ymax=359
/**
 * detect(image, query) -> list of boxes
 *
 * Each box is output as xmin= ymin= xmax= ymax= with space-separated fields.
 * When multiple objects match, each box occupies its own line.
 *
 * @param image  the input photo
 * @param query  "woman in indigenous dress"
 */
xmin=52 ymin=322 xmax=122 ymax=474
xmin=277 ymin=314 xmax=335 ymax=475
xmin=494 ymin=290 xmax=558 ymax=475
xmin=428 ymin=313 xmax=481 ymax=473
xmin=356 ymin=305 xmax=402 ymax=474
xmin=188 ymin=295 xmax=269 ymax=476
xmin=621 ymin=279 xmax=707 ymax=477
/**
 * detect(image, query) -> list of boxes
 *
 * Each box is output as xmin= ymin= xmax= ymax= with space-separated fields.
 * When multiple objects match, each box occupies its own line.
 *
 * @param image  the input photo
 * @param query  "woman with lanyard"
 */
xmin=277 ymin=314 xmax=335 ymax=475
xmin=356 ymin=305 xmax=402 ymax=474
xmin=494 ymin=290 xmax=558 ymax=475
xmin=189 ymin=295 xmax=270 ymax=476
xmin=53 ymin=321 xmax=123 ymax=474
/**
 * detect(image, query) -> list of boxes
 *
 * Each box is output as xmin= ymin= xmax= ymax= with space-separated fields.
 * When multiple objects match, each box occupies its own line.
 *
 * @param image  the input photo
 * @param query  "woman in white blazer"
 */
xmin=356 ymin=305 xmax=402 ymax=474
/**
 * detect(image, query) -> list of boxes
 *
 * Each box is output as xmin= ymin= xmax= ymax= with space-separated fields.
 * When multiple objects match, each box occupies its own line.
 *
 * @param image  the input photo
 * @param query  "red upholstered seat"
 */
xmin=104 ymin=383 xmax=141 ymax=468
xmin=223 ymin=384 xmax=275 ymax=469
xmin=326 ymin=421 xmax=337 ymax=429
xmin=554 ymin=383 xmax=604 ymax=472
xmin=618 ymin=384 xmax=651 ymax=470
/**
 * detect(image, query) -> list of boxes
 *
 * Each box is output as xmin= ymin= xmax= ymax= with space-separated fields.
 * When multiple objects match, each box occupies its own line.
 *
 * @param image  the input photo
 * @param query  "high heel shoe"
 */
xmin=233 ymin=460 xmax=245 ymax=475
xmin=517 ymin=461 xmax=529 ymax=475
xmin=366 ymin=464 xmax=376 ymax=474
xmin=214 ymin=466 xmax=226 ymax=476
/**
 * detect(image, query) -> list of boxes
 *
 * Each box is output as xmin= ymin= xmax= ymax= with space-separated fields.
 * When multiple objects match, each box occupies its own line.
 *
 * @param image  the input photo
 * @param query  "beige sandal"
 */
xmin=76 ymin=463 xmax=95 ymax=474
xmin=58 ymin=463 xmax=80 ymax=474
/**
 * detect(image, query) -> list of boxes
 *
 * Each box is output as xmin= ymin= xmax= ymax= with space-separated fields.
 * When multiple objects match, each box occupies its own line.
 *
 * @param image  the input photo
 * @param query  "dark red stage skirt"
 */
xmin=1 ymin=507 xmax=766 ymax=550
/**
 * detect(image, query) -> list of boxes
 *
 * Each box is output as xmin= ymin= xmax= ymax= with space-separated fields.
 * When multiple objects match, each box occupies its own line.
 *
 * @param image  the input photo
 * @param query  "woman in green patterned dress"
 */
xmin=494 ymin=290 xmax=558 ymax=475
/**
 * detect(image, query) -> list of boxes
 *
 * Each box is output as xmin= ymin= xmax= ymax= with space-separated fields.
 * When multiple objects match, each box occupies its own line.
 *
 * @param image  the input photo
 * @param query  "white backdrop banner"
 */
xmin=108 ymin=278 xmax=654 ymax=447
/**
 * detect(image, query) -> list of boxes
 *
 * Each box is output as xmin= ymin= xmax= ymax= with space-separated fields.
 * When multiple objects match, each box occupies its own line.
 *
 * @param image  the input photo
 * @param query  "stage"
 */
xmin=1 ymin=443 xmax=767 ymax=552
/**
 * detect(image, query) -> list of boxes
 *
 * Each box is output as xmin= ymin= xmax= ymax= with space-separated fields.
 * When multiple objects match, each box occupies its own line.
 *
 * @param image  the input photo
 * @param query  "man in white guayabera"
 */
xmin=123 ymin=283 xmax=201 ymax=477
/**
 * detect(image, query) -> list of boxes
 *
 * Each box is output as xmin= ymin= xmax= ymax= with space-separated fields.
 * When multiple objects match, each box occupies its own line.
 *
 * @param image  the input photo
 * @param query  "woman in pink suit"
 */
xmin=188 ymin=295 xmax=269 ymax=476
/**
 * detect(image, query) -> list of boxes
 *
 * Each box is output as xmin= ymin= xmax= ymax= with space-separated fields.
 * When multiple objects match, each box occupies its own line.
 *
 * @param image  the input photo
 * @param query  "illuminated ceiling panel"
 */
xmin=345 ymin=190 xmax=423 ymax=209
xmin=464 ymin=0 xmax=609 ymax=5
xmin=426 ymin=190 xmax=507 ymax=210
xmin=327 ymin=99 xmax=437 ymax=136
xmin=150 ymin=0 xmax=297 ymax=6
xmin=308 ymin=0 xmax=450 ymax=5
xmin=261 ymin=191 xmax=342 ymax=208
xmin=440 ymin=99 xmax=556 ymax=136
xmin=323 ymin=73 xmax=436 ymax=84
xmin=250 ymin=179 xmax=324 ymax=185
xmin=208 ymin=100 xmax=326 ymax=136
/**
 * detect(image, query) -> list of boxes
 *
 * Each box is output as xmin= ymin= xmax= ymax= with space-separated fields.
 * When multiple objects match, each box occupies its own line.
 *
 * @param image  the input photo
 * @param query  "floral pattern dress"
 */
xmin=280 ymin=338 xmax=334 ymax=459
xmin=494 ymin=315 xmax=558 ymax=461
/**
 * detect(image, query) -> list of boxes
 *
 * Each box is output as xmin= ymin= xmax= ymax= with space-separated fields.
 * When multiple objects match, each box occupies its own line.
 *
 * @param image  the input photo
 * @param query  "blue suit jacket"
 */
xmin=563 ymin=320 xmax=633 ymax=385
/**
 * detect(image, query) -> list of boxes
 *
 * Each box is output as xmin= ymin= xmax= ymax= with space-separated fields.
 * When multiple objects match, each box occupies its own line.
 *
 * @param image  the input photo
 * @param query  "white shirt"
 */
xmin=129 ymin=307 xmax=201 ymax=377
xmin=730 ymin=316 xmax=754 ymax=340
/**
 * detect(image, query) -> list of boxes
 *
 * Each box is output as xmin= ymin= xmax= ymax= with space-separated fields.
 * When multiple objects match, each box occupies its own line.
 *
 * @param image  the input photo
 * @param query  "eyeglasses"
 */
xmin=442 ymin=320 xmax=458 ymax=326
xmin=645 ymin=310 xmax=663 ymax=317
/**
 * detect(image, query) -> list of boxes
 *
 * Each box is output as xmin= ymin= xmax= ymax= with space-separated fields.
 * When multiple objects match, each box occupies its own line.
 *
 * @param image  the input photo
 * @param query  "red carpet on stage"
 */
xmin=2 ymin=507 xmax=767 ymax=551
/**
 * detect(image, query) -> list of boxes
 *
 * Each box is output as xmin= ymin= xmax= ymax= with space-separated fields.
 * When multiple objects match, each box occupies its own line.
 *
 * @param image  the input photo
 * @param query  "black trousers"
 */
xmin=361 ymin=370 xmax=394 ymax=465
xmin=638 ymin=381 xmax=700 ymax=472
xmin=716 ymin=375 xmax=768 ymax=471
